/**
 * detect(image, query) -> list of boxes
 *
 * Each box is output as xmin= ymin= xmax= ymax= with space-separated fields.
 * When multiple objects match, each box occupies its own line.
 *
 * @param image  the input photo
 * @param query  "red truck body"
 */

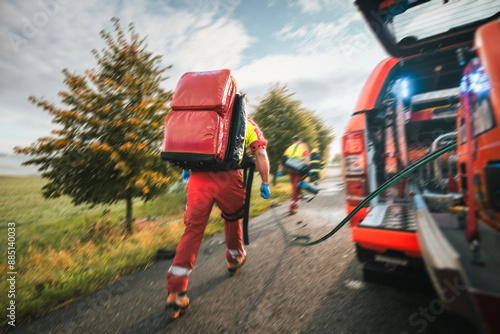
xmin=344 ymin=1 xmax=500 ymax=332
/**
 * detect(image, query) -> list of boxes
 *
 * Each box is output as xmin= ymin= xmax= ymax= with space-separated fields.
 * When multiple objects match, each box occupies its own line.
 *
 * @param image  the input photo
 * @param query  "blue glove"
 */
xmin=182 ymin=169 xmax=191 ymax=183
xmin=276 ymin=171 xmax=282 ymax=178
xmin=260 ymin=183 xmax=270 ymax=199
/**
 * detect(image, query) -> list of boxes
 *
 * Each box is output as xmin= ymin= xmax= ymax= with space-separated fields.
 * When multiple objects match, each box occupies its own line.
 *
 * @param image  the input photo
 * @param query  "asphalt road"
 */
xmin=12 ymin=168 xmax=479 ymax=334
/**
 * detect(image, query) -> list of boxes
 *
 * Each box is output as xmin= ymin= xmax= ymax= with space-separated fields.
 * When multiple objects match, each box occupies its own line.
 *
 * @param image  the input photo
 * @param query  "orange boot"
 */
xmin=227 ymin=254 xmax=246 ymax=277
xmin=165 ymin=292 xmax=190 ymax=319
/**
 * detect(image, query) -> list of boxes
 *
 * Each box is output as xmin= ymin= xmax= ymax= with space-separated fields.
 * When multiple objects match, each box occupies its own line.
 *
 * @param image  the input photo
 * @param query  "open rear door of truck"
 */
xmin=354 ymin=0 xmax=500 ymax=58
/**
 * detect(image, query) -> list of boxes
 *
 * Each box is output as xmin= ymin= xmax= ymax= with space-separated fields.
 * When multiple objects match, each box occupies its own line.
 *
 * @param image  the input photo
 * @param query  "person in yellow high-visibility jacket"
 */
xmin=279 ymin=135 xmax=310 ymax=215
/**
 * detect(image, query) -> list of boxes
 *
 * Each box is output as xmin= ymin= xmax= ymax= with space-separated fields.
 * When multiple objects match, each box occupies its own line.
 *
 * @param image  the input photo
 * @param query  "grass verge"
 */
xmin=0 ymin=173 xmax=291 ymax=330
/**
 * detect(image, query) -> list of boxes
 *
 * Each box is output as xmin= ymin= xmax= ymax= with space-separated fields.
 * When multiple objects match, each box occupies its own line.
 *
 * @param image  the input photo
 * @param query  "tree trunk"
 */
xmin=125 ymin=195 xmax=133 ymax=233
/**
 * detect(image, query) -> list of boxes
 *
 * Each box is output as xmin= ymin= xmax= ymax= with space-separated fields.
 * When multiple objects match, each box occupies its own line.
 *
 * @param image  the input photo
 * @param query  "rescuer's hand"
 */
xmin=260 ymin=183 xmax=270 ymax=199
xmin=182 ymin=169 xmax=191 ymax=183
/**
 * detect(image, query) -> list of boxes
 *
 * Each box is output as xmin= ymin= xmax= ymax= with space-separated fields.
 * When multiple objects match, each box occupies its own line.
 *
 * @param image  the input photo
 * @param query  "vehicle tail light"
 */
xmin=343 ymin=130 xmax=369 ymax=207
xmin=345 ymin=155 xmax=365 ymax=175
xmin=345 ymin=178 xmax=368 ymax=206
xmin=343 ymin=131 xmax=364 ymax=155
xmin=343 ymin=131 xmax=366 ymax=175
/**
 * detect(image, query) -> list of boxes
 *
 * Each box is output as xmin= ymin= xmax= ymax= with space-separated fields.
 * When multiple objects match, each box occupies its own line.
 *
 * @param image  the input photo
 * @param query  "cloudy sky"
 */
xmin=0 ymin=0 xmax=387 ymax=159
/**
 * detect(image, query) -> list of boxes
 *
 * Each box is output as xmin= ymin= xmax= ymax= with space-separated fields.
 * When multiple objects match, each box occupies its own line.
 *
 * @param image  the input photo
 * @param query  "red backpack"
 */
xmin=161 ymin=69 xmax=247 ymax=171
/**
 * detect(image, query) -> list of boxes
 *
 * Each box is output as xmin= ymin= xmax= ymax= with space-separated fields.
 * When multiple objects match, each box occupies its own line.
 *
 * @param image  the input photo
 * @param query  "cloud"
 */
xmin=117 ymin=0 xmax=252 ymax=75
xmin=0 ymin=0 xmax=386 ymax=159
xmin=273 ymin=11 xmax=365 ymax=53
xmin=296 ymin=0 xmax=322 ymax=14
xmin=294 ymin=0 xmax=350 ymax=15
xmin=0 ymin=0 xmax=118 ymax=153
xmin=167 ymin=17 xmax=254 ymax=76
xmin=235 ymin=42 xmax=385 ymax=111
xmin=235 ymin=28 xmax=386 ymax=156
xmin=258 ymin=10 xmax=385 ymax=153
xmin=275 ymin=24 xmax=308 ymax=41
xmin=0 ymin=0 xmax=254 ymax=153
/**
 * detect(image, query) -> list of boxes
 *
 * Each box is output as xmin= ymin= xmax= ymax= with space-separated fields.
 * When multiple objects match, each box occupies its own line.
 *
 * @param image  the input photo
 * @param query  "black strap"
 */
xmin=219 ymin=157 xmax=255 ymax=245
xmin=221 ymin=204 xmax=245 ymax=222
xmin=221 ymin=216 xmax=240 ymax=222
xmin=243 ymin=162 xmax=255 ymax=245
xmin=243 ymin=161 xmax=248 ymax=188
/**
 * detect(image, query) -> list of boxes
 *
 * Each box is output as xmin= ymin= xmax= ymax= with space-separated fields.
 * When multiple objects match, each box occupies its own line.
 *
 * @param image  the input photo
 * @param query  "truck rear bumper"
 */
xmin=351 ymin=203 xmax=421 ymax=258
xmin=352 ymin=226 xmax=421 ymax=258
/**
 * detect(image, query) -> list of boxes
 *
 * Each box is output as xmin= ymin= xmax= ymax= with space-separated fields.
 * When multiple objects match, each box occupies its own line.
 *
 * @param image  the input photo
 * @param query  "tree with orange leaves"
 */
xmin=15 ymin=17 xmax=174 ymax=232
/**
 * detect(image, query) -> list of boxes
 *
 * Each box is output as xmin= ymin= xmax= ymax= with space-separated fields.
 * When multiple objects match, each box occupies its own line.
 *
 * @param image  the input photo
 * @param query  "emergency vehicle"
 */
xmin=343 ymin=1 xmax=500 ymax=332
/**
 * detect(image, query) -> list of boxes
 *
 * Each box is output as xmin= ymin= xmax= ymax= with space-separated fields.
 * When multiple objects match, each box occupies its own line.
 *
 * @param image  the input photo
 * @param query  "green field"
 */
xmin=0 ymin=173 xmax=291 ymax=329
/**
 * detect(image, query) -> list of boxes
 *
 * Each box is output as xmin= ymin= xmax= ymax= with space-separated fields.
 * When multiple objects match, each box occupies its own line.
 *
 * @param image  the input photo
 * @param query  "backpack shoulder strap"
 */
xmin=242 ymin=162 xmax=255 ymax=245
xmin=219 ymin=153 xmax=255 ymax=245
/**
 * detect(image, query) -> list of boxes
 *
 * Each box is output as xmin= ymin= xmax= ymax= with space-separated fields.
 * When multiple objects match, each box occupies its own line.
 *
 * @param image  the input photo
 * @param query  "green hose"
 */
xmin=287 ymin=142 xmax=457 ymax=247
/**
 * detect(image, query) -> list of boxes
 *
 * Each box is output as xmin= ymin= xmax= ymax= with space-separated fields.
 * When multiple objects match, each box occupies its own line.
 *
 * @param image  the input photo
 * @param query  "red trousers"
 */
xmin=166 ymin=169 xmax=246 ymax=293
xmin=289 ymin=171 xmax=303 ymax=210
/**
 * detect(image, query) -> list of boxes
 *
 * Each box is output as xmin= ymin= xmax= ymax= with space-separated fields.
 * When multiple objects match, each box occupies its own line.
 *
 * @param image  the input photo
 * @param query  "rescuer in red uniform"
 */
xmin=165 ymin=118 xmax=270 ymax=319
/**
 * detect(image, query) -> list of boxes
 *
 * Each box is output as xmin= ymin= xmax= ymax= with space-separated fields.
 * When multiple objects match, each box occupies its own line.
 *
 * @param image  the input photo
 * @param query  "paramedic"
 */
xmin=165 ymin=117 xmax=270 ymax=319
xmin=279 ymin=135 xmax=310 ymax=215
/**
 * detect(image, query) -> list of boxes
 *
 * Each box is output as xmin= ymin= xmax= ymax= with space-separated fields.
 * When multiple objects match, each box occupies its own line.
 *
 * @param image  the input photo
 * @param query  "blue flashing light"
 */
xmin=400 ymin=78 xmax=410 ymax=99
xmin=471 ymin=71 xmax=491 ymax=96
xmin=458 ymin=58 xmax=491 ymax=95
xmin=463 ymin=67 xmax=492 ymax=96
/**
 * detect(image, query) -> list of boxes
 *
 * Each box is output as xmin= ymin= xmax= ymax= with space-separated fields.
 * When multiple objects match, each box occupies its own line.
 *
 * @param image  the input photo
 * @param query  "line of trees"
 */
xmin=251 ymin=84 xmax=334 ymax=184
xmin=15 ymin=17 xmax=334 ymax=230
